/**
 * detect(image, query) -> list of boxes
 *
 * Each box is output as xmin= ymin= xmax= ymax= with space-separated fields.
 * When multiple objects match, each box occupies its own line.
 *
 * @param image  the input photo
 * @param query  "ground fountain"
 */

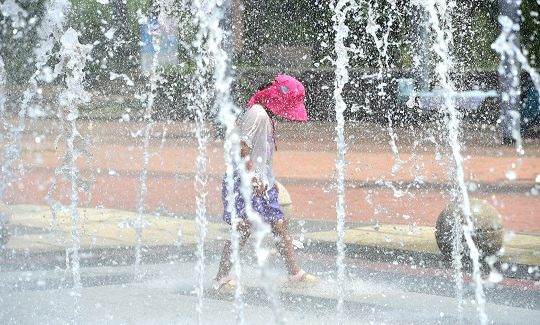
xmin=422 ymin=2 xmax=488 ymax=322
xmin=0 ymin=0 xmax=539 ymax=324
xmin=188 ymin=0 xmax=212 ymax=322
xmin=331 ymin=1 xmax=351 ymax=322
xmin=46 ymin=26 xmax=94 ymax=322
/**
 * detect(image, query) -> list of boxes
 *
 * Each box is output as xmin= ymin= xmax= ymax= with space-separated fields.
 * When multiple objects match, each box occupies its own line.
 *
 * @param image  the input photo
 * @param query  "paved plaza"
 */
xmin=1 ymin=118 xmax=539 ymax=324
xmin=5 ymin=118 xmax=540 ymax=232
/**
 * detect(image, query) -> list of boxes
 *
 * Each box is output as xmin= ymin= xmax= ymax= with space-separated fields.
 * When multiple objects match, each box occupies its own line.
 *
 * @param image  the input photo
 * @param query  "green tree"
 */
xmin=521 ymin=0 xmax=540 ymax=68
xmin=0 ymin=0 xmax=46 ymax=83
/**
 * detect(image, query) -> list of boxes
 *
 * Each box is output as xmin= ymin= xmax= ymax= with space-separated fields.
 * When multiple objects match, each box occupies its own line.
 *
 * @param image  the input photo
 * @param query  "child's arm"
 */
xmin=240 ymin=140 xmax=265 ymax=196
xmin=240 ymin=140 xmax=253 ymax=171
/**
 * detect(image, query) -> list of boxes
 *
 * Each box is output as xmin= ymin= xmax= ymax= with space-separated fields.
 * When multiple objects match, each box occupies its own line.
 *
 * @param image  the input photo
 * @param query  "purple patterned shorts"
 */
xmin=222 ymin=172 xmax=284 ymax=224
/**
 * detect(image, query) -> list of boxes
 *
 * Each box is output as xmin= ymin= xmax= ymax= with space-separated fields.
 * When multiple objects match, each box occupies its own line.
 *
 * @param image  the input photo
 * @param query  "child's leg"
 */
xmin=271 ymin=218 xmax=301 ymax=275
xmin=215 ymin=219 xmax=252 ymax=281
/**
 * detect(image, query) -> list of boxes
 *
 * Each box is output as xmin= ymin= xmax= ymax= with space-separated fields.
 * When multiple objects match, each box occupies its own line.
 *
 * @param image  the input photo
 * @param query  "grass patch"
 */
xmin=79 ymin=100 xmax=143 ymax=120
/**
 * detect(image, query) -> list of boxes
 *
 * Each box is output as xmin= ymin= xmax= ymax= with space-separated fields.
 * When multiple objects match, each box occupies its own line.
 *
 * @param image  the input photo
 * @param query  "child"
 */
xmin=213 ymin=75 xmax=316 ymax=293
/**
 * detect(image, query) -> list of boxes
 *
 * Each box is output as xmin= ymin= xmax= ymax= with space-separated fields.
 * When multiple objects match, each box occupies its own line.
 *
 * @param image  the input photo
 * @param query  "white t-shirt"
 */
xmin=239 ymin=104 xmax=275 ymax=186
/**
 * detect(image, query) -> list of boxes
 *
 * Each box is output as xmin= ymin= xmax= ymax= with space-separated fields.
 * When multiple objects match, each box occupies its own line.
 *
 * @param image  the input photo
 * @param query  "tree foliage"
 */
xmin=0 ymin=0 xmax=46 ymax=83
xmin=0 ymin=0 xmax=538 ymax=84
xmin=239 ymin=0 xmax=539 ymax=71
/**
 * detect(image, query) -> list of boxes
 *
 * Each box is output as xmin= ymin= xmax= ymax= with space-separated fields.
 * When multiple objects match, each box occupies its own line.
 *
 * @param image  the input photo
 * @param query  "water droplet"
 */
xmin=505 ymin=170 xmax=517 ymax=180
xmin=467 ymin=182 xmax=478 ymax=191
xmin=292 ymin=239 xmax=304 ymax=249
xmin=488 ymin=271 xmax=503 ymax=283
xmin=504 ymin=231 xmax=516 ymax=241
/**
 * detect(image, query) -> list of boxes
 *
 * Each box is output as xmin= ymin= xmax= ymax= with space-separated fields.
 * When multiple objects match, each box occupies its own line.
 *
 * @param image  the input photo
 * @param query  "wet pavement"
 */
xmin=2 ymin=257 xmax=540 ymax=324
xmin=5 ymin=117 xmax=540 ymax=233
xmin=1 ymin=117 xmax=540 ymax=324
xmin=2 ymin=117 xmax=540 ymax=265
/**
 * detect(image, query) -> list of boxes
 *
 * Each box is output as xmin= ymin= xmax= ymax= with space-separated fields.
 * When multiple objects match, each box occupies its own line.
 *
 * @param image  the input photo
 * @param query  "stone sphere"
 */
xmin=435 ymin=198 xmax=504 ymax=259
xmin=275 ymin=181 xmax=293 ymax=219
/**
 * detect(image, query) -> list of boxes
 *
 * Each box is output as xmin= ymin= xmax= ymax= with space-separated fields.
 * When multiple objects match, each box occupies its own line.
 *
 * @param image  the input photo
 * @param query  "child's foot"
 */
xmin=288 ymin=269 xmax=316 ymax=288
xmin=212 ymin=276 xmax=236 ymax=294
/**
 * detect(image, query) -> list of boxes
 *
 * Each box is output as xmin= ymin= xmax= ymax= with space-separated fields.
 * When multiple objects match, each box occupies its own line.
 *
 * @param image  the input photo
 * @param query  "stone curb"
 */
xmin=2 ymin=204 xmax=539 ymax=275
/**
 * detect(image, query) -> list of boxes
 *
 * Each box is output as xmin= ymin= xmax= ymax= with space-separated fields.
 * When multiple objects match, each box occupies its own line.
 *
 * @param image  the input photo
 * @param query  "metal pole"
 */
xmin=213 ymin=0 xmax=234 ymax=138
xmin=409 ymin=3 xmax=430 ymax=92
xmin=498 ymin=0 xmax=521 ymax=145
xmin=220 ymin=0 xmax=234 ymax=78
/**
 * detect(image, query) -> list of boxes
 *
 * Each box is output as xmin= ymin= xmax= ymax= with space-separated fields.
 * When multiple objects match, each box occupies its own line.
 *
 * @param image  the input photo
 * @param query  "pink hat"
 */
xmin=247 ymin=75 xmax=308 ymax=121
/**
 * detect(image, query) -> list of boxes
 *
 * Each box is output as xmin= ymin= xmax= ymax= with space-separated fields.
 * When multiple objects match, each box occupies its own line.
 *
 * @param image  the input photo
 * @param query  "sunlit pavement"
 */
xmin=5 ymin=118 xmax=540 ymax=232
xmin=1 ymin=118 xmax=540 ymax=323
xmin=2 ymin=204 xmax=540 ymax=272
xmin=1 ymin=254 xmax=540 ymax=324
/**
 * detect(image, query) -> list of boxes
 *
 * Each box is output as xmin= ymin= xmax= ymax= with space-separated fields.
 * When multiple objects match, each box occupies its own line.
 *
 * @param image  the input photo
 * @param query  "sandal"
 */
xmin=212 ymin=276 xmax=236 ymax=294
xmin=288 ymin=269 xmax=317 ymax=288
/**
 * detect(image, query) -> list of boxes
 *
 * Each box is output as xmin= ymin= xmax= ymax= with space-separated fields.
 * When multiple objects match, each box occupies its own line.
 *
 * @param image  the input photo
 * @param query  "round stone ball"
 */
xmin=275 ymin=181 xmax=293 ymax=219
xmin=435 ymin=198 xmax=504 ymax=259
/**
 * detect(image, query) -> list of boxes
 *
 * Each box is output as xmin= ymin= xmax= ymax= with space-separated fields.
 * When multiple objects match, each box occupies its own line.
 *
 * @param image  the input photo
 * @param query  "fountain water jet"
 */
xmin=187 ymin=0 xmax=214 ymax=322
xmin=492 ymin=8 xmax=540 ymax=151
xmin=422 ymin=1 xmax=487 ymax=323
xmin=133 ymin=0 xmax=169 ymax=277
xmin=331 ymin=0 xmax=352 ymax=322
xmin=208 ymin=1 xmax=286 ymax=320
xmin=1 ymin=0 xmax=71 ymax=237
xmin=0 ymin=1 xmax=539 ymax=324
xmin=44 ymin=26 xmax=93 ymax=322
xmin=2 ymin=1 xmax=94 ymax=319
